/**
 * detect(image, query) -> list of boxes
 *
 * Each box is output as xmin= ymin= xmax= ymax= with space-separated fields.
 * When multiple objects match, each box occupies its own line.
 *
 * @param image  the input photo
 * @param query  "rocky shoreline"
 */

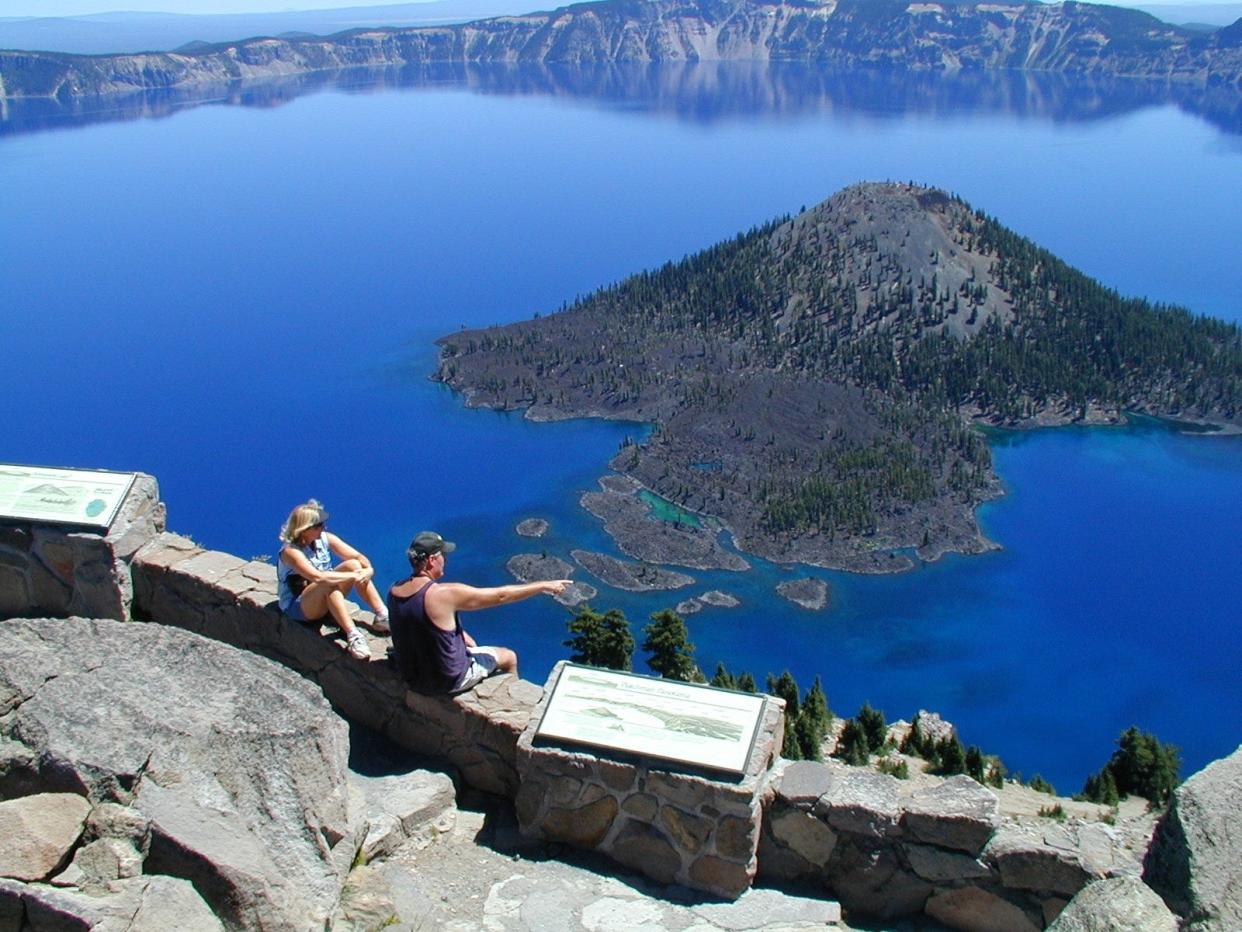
xmin=506 ymin=552 xmax=596 ymax=606
xmin=570 ymin=549 xmax=695 ymax=593
xmin=580 ymin=475 xmax=750 ymax=572
xmin=776 ymin=577 xmax=830 ymax=610
xmin=436 ymin=183 xmax=1240 ymax=580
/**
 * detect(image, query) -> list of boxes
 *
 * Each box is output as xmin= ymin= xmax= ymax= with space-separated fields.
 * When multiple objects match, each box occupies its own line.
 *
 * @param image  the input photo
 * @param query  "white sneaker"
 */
xmin=346 ymin=630 xmax=371 ymax=660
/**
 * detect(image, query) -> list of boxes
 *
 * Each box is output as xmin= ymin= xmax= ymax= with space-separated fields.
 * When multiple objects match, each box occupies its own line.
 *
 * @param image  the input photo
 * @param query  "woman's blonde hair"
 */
xmin=280 ymin=499 xmax=328 ymax=544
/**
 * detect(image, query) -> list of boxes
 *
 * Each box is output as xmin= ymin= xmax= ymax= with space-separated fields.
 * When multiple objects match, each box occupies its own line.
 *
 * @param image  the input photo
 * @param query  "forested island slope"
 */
xmin=435 ymin=183 xmax=1242 ymax=571
xmin=3 ymin=0 xmax=1241 ymax=98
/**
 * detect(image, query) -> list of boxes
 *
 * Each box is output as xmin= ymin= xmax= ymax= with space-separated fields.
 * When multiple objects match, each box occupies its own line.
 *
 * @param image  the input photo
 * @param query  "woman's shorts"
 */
xmin=285 ymin=596 xmax=311 ymax=623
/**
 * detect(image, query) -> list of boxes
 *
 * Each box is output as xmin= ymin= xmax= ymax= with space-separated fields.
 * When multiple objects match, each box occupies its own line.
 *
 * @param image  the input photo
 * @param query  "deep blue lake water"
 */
xmin=3 ymin=64 xmax=1240 ymax=791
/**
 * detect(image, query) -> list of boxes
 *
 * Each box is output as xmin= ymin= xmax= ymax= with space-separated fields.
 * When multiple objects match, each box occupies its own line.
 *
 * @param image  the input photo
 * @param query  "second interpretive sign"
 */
xmin=535 ymin=663 xmax=767 ymax=775
xmin=0 ymin=464 xmax=136 ymax=530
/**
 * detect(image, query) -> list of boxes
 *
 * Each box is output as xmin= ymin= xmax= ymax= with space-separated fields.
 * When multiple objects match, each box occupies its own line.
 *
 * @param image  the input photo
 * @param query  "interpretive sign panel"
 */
xmin=535 ymin=663 xmax=767 ymax=775
xmin=0 ymin=464 xmax=137 ymax=530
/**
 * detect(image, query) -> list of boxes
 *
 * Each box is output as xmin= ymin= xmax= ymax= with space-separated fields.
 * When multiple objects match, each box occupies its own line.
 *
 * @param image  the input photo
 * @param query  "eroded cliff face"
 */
xmin=2 ymin=0 xmax=1240 ymax=99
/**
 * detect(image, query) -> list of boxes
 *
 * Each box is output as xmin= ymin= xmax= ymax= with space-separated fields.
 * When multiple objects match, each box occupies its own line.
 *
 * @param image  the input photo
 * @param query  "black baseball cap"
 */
xmin=408 ymin=531 xmax=456 ymax=561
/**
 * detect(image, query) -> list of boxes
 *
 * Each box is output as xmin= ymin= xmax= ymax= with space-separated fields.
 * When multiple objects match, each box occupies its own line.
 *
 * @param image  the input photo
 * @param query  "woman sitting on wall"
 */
xmin=277 ymin=499 xmax=388 ymax=660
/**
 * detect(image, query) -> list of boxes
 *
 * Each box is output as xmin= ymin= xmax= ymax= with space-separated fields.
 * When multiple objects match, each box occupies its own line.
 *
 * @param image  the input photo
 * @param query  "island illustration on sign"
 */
xmin=536 ymin=664 xmax=767 ymax=773
xmin=436 ymin=183 xmax=1242 ymax=575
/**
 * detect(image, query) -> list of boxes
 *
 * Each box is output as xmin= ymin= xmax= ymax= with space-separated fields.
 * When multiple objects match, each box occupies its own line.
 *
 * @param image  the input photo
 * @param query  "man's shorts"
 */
xmin=452 ymin=647 xmax=501 ymax=693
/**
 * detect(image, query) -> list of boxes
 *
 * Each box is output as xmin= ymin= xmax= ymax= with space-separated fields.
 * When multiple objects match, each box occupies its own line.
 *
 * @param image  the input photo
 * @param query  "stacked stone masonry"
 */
xmin=515 ymin=661 xmax=784 ymax=898
xmin=3 ymin=476 xmax=1236 ymax=929
xmin=760 ymin=760 xmax=1152 ymax=928
xmin=0 ymin=474 xmax=163 ymax=621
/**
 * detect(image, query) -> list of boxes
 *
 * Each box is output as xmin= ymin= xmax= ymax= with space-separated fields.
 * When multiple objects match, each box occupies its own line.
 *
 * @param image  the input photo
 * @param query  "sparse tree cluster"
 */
xmin=1079 ymin=726 xmax=1181 ymax=807
xmin=562 ymin=608 xmax=1181 ymax=800
xmin=564 ymin=605 xmax=635 ymax=671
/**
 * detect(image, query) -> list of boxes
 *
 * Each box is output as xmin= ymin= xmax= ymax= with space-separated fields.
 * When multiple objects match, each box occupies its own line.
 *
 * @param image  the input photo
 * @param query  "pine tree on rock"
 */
xmin=565 ymin=605 xmax=634 ymax=671
xmin=642 ymin=609 xmax=698 ymax=681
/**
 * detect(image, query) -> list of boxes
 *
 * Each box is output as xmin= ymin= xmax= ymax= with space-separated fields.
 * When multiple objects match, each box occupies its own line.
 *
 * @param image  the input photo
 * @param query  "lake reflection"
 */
xmin=5 ymin=60 xmax=1242 ymax=138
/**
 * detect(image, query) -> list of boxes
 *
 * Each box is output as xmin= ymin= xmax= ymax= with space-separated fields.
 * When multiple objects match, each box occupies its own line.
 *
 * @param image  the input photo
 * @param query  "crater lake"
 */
xmin=3 ymin=63 xmax=1240 ymax=790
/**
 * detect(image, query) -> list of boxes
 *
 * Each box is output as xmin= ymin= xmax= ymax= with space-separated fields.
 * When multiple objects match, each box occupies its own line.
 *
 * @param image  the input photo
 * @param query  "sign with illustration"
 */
xmin=0 ymin=464 xmax=137 ymax=530
xmin=535 ymin=663 xmax=767 ymax=775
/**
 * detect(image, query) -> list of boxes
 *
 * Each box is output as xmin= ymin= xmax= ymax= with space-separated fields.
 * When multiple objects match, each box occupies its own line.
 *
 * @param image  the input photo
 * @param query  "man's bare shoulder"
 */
xmin=425 ymin=580 xmax=476 ymax=603
xmin=390 ymin=577 xmax=431 ymax=598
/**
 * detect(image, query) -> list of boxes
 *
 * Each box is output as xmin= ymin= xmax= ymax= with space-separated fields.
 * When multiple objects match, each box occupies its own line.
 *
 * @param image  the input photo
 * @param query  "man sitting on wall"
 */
xmin=388 ymin=531 xmax=570 ymax=694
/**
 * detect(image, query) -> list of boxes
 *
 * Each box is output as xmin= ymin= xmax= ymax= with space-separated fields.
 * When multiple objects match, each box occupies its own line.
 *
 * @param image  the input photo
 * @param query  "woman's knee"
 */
xmin=498 ymin=647 xmax=518 ymax=672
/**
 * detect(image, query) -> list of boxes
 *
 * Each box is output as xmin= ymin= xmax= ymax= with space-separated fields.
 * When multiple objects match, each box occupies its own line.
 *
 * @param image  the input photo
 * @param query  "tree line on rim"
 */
xmin=564 ymin=603 xmax=1182 ymax=809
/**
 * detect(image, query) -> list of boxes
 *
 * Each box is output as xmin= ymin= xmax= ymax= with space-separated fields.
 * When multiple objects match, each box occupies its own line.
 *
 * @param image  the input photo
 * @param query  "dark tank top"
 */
xmin=388 ymin=579 xmax=469 ymax=694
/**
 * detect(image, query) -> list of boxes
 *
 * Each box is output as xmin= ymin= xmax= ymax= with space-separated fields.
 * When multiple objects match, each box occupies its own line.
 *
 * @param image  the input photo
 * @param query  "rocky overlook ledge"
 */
xmin=2 ymin=0 xmax=1241 ymax=99
xmin=435 ymin=182 xmax=1242 ymax=571
xmin=3 ymin=477 xmax=1240 ymax=929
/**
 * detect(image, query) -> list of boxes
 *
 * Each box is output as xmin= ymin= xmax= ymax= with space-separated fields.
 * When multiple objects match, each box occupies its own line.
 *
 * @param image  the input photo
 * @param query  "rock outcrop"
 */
xmin=2 ymin=0 xmax=1240 ymax=99
xmin=1144 ymin=744 xmax=1242 ymax=931
xmin=0 ymin=617 xmax=357 ymax=931
xmin=4 ymin=499 xmax=1242 ymax=927
xmin=0 ymin=793 xmax=91 ymax=882
xmin=1047 ymin=875 xmax=1178 ymax=932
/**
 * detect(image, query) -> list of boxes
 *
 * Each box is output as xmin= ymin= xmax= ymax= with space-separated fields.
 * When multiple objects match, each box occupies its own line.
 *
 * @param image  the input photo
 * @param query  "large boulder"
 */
xmin=902 ymin=775 xmax=1000 ymax=856
xmin=349 ymin=769 xmax=457 ymax=862
xmin=0 ymin=792 xmax=91 ymax=881
xmin=0 ymin=617 xmax=358 ymax=931
xmin=0 ymin=874 xmax=223 ymax=931
xmin=1144 ymin=744 xmax=1242 ymax=930
xmin=1047 ymin=876 xmax=1178 ymax=932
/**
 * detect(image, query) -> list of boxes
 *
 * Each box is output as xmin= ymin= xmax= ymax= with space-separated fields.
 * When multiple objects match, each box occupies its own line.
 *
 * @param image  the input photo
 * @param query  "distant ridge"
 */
xmin=0 ymin=2 xmax=528 ymax=55
xmin=2 ymin=0 xmax=1240 ymax=99
xmin=435 ymin=182 xmax=1242 ymax=571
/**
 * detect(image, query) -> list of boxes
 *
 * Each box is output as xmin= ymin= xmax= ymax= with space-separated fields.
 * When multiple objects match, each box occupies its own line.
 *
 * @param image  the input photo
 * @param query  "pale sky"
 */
xmin=0 ymin=0 xmax=1226 ymax=15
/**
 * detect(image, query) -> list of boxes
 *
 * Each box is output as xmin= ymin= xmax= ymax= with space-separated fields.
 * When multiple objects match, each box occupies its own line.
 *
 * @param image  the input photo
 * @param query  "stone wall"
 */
xmin=0 ymin=473 xmax=163 ymax=621
xmin=515 ymin=661 xmax=784 ymax=898
xmin=125 ymin=531 xmax=787 ymax=899
xmin=759 ymin=760 xmax=1146 ymax=929
xmin=130 ymin=531 xmax=537 ymax=799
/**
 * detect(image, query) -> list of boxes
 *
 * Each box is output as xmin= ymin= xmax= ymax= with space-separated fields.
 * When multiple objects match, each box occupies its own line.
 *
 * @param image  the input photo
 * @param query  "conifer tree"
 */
xmin=1081 ymin=726 xmax=1180 ymax=807
xmin=794 ymin=711 xmax=823 ymax=761
xmin=803 ymin=676 xmax=832 ymax=736
xmin=564 ymin=605 xmax=634 ymax=671
xmin=642 ymin=609 xmax=698 ymax=681
xmin=766 ymin=671 xmax=801 ymax=720
xmin=710 ymin=662 xmax=737 ymax=690
xmin=857 ymin=701 xmax=887 ymax=753
xmin=835 ymin=718 xmax=870 ymax=766
xmin=900 ymin=718 xmax=926 ymax=757
xmin=966 ymin=745 xmax=985 ymax=784
xmin=936 ymin=735 xmax=967 ymax=775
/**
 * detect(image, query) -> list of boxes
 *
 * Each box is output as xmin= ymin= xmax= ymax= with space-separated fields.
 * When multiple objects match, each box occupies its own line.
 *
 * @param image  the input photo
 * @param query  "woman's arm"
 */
xmin=280 ymin=545 xmax=364 ymax=584
xmin=325 ymin=532 xmax=372 ymax=569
